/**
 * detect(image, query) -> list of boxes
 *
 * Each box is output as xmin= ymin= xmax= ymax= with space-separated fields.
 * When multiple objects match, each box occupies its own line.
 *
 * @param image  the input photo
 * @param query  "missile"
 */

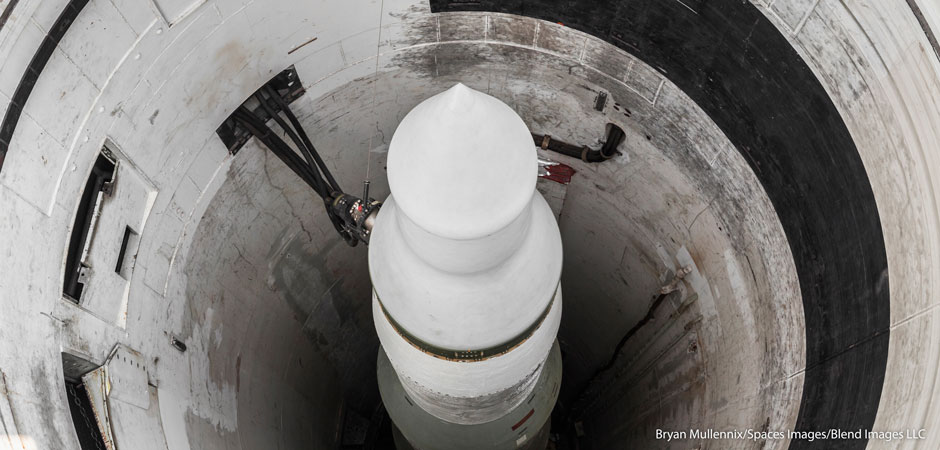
xmin=369 ymin=83 xmax=563 ymax=449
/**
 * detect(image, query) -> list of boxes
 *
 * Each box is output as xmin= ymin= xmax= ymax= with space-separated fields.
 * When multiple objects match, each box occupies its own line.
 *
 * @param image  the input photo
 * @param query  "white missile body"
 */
xmin=370 ymin=83 xmax=563 ymax=449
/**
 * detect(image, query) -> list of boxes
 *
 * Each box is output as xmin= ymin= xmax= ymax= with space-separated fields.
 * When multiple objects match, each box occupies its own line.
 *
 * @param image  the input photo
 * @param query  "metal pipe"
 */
xmin=532 ymin=123 xmax=625 ymax=162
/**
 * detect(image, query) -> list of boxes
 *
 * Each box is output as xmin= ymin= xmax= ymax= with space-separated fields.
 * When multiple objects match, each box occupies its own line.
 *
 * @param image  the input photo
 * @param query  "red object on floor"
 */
xmin=539 ymin=163 xmax=576 ymax=184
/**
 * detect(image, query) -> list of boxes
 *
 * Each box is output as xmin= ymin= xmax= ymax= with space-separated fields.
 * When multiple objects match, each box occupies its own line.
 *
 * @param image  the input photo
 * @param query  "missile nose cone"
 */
xmin=441 ymin=82 xmax=478 ymax=113
xmin=387 ymin=83 xmax=537 ymax=240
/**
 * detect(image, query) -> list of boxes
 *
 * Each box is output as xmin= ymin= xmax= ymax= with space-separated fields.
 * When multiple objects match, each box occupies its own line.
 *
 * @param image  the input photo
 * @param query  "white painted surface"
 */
xmin=375 ymin=287 xmax=561 ymax=424
xmin=371 ymin=85 xmax=562 ymax=349
xmin=370 ymin=85 xmax=563 ymax=424
xmin=378 ymin=341 xmax=562 ymax=449
xmin=109 ymin=386 xmax=170 ymax=450
xmin=79 ymin=148 xmax=157 ymax=327
xmin=371 ymin=194 xmax=562 ymax=348
xmin=107 ymin=345 xmax=151 ymax=410
xmin=387 ymin=83 xmax=537 ymax=240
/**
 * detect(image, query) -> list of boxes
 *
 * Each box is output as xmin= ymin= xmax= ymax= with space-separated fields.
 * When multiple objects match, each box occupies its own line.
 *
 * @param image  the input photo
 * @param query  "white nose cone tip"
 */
xmin=387 ymin=83 xmax=538 ymax=239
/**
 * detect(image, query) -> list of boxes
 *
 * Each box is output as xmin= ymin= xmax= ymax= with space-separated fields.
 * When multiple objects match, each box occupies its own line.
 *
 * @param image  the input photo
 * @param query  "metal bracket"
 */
xmin=76 ymin=264 xmax=92 ymax=285
xmin=659 ymin=265 xmax=693 ymax=295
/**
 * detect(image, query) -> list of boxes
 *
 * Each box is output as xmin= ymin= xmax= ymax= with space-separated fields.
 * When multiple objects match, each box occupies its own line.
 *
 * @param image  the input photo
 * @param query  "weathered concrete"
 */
xmin=0 ymin=0 xmax=936 ymax=449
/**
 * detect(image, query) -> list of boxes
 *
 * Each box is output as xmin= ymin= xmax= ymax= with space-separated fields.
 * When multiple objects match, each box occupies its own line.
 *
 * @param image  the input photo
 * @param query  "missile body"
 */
xmin=369 ymin=83 xmax=563 ymax=449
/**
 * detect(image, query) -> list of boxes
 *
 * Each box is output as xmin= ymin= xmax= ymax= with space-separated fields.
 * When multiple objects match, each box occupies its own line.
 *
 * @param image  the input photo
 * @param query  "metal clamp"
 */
xmin=540 ymin=135 xmax=551 ymax=149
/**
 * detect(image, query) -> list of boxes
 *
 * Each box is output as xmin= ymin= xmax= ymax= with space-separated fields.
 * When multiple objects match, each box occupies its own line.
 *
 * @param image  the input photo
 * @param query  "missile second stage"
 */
xmin=368 ymin=83 xmax=564 ymax=450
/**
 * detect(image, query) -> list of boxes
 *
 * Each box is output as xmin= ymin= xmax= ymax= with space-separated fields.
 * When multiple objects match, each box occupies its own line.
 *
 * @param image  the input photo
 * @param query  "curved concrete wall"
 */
xmin=0 ymin=0 xmax=936 ymax=449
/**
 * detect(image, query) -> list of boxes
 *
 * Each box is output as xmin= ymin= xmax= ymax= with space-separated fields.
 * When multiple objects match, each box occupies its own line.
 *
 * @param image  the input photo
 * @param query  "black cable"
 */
xmin=231 ymin=106 xmax=358 ymax=243
xmin=253 ymin=91 xmax=321 ymax=181
xmin=265 ymin=85 xmax=342 ymax=193
xmin=231 ymin=87 xmax=375 ymax=247
xmin=254 ymin=88 xmax=342 ymax=202
xmin=232 ymin=107 xmax=327 ymax=197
